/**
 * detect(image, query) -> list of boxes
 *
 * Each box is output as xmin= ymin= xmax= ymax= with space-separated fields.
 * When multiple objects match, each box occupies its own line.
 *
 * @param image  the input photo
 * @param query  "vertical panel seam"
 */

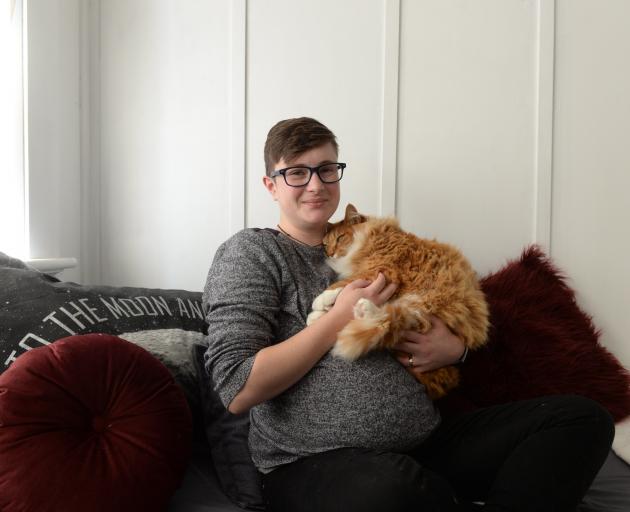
xmin=230 ymin=0 xmax=247 ymax=233
xmin=79 ymin=0 xmax=102 ymax=284
xmin=534 ymin=0 xmax=555 ymax=253
xmin=380 ymin=0 xmax=401 ymax=216
xmin=22 ymin=0 xmax=30 ymax=259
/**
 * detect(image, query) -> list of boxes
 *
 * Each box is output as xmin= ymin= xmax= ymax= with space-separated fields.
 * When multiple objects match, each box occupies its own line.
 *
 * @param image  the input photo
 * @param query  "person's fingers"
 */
xmin=394 ymin=340 xmax=424 ymax=354
xmin=395 ymin=352 xmax=414 ymax=368
xmin=398 ymin=330 xmax=424 ymax=343
xmin=428 ymin=314 xmax=446 ymax=328
xmin=347 ymin=278 xmax=371 ymax=289
xmin=379 ymin=282 xmax=398 ymax=301
xmin=365 ymin=272 xmax=386 ymax=291
xmin=394 ymin=350 xmax=430 ymax=369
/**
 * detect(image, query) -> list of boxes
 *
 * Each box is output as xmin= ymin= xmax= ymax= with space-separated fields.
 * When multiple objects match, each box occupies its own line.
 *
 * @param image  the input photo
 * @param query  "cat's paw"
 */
xmin=406 ymin=308 xmax=431 ymax=333
xmin=312 ymin=288 xmax=342 ymax=312
xmin=353 ymin=298 xmax=379 ymax=319
xmin=332 ymin=303 xmax=390 ymax=360
xmin=306 ymin=310 xmax=326 ymax=326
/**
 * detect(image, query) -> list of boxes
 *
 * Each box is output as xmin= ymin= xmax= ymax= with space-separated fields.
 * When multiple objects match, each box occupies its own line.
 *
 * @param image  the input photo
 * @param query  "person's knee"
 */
xmin=555 ymin=394 xmax=615 ymax=447
xmin=342 ymin=454 xmax=458 ymax=512
xmin=582 ymin=397 xmax=615 ymax=446
xmin=348 ymin=475 xmax=456 ymax=512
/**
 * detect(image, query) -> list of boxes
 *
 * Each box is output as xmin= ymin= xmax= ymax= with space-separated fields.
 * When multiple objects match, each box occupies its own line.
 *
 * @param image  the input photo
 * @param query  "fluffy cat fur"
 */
xmin=307 ymin=204 xmax=489 ymax=399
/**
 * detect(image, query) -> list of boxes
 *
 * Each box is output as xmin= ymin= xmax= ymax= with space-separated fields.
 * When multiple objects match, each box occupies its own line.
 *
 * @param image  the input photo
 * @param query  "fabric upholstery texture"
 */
xmin=193 ymin=344 xmax=265 ymax=510
xmin=439 ymin=245 xmax=630 ymax=424
xmin=577 ymin=451 xmax=630 ymax=512
xmin=612 ymin=416 xmax=630 ymax=466
xmin=0 ymin=334 xmax=192 ymax=512
xmin=0 ymin=251 xmax=206 ymax=422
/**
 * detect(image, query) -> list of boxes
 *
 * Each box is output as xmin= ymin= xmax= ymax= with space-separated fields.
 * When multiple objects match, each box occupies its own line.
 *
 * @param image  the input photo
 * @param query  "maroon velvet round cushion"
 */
xmin=0 ymin=334 xmax=192 ymax=512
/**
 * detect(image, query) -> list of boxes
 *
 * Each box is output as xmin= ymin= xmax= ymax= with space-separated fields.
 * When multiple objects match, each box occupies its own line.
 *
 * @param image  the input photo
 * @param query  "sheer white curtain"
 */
xmin=0 ymin=0 xmax=27 ymax=259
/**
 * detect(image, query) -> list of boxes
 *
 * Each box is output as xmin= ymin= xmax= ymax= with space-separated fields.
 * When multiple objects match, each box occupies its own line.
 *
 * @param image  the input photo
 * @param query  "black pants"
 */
xmin=261 ymin=395 xmax=614 ymax=512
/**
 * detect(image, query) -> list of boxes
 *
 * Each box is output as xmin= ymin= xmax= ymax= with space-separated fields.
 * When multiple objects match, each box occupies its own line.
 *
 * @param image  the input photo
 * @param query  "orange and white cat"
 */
xmin=307 ymin=204 xmax=489 ymax=399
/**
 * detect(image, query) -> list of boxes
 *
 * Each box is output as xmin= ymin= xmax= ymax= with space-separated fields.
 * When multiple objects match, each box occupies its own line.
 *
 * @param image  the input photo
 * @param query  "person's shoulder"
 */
xmin=226 ymin=227 xmax=280 ymax=247
xmin=210 ymin=228 xmax=286 ymax=284
xmin=216 ymin=228 xmax=282 ymax=259
xmin=204 ymin=229 xmax=282 ymax=304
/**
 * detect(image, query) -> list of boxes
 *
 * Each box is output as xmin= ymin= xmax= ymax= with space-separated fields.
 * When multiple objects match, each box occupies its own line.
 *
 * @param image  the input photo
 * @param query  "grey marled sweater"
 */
xmin=203 ymin=228 xmax=440 ymax=473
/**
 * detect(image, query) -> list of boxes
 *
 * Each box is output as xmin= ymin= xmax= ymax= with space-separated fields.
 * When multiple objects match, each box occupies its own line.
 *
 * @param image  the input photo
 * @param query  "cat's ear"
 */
xmin=345 ymin=204 xmax=358 ymax=218
xmin=344 ymin=203 xmax=367 ymax=225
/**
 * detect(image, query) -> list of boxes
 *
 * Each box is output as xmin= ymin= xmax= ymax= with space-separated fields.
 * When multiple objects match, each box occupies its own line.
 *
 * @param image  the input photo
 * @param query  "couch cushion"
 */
xmin=439 ymin=245 xmax=630 ymax=424
xmin=193 ymin=344 xmax=265 ymax=510
xmin=0 ymin=334 xmax=192 ymax=512
xmin=168 ymin=447 xmax=246 ymax=511
xmin=0 ymin=252 xmax=206 ymax=422
xmin=578 ymin=451 xmax=630 ymax=512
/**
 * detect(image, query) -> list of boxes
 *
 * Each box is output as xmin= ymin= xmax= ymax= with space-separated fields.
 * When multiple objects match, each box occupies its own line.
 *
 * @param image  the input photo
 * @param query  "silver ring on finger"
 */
xmin=407 ymin=353 xmax=414 ymax=368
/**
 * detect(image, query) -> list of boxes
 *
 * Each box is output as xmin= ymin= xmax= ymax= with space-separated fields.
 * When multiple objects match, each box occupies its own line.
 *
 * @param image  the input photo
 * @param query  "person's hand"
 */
xmin=393 ymin=315 xmax=465 ymax=373
xmin=329 ymin=273 xmax=397 ymax=326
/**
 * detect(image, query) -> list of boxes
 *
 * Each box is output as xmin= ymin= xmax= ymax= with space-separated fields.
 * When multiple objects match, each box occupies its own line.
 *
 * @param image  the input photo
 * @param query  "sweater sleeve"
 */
xmin=202 ymin=230 xmax=282 ymax=408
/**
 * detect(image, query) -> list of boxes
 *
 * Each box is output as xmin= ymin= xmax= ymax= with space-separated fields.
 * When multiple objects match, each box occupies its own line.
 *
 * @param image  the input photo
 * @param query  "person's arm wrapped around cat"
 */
xmin=203 ymin=229 xmax=397 ymax=414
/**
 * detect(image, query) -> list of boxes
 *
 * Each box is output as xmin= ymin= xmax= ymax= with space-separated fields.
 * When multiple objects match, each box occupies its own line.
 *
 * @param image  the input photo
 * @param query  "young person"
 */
xmin=203 ymin=117 xmax=614 ymax=511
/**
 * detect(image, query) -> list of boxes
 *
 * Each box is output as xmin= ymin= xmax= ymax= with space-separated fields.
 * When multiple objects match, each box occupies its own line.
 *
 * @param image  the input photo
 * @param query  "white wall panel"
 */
xmin=397 ymin=0 xmax=539 ymax=276
xmin=246 ymin=0 xmax=385 ymax=228
xmin=552 ymin=0 xmax=630 ymax=367
xmin=99 ymin=0 xmax=231 ymax=290
xmin=27 ymin=0 xmax=81 ymax=283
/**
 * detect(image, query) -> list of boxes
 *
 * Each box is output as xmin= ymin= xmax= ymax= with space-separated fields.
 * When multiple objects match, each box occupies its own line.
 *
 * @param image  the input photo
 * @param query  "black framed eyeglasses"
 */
xmin=270 ymin=162 xmax=346 ymax=187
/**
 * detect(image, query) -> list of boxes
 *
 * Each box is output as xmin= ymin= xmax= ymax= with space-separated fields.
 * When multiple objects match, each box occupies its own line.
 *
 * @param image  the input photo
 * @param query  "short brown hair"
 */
xmin=264 ymin=117 xmax=338 ymax=176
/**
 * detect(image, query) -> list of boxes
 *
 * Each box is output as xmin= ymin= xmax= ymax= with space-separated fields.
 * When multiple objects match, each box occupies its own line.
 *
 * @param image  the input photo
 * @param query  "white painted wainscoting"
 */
xmin=24 ymin=0 xmax=629 ymax=367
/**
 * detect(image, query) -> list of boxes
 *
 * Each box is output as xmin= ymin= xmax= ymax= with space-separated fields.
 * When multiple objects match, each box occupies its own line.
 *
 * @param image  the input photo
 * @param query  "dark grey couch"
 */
xmin=169 ymin=451 xmax=243 ymax=511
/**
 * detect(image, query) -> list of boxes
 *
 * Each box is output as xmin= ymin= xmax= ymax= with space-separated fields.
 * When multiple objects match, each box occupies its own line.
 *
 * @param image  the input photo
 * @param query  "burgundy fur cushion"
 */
xmin=440 ymin=246 xmax=630 ymax=422
xmin=0 ymin=334 xmax=192 ymax=512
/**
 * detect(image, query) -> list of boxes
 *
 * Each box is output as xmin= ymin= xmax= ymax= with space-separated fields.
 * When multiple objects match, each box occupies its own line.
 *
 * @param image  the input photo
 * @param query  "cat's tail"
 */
xmin=332 ymin=295 xmax=429 ymax=360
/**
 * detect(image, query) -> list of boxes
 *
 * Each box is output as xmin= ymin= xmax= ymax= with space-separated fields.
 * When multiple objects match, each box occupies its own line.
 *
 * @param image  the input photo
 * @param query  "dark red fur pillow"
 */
xmin=440 ymin=245 xmax=630 ymax=422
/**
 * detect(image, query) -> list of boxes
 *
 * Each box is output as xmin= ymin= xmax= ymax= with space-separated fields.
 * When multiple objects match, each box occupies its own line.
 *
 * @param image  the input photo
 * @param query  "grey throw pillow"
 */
xmin=0 ymin=251 xmax=206 ymax=419
xmin=192 ymin=343 xmax=265 ymax=510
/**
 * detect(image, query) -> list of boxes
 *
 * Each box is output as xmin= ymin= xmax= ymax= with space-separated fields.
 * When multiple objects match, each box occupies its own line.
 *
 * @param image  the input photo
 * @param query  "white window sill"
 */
xmin=25 ymin=257 xmax=78 ymax=276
